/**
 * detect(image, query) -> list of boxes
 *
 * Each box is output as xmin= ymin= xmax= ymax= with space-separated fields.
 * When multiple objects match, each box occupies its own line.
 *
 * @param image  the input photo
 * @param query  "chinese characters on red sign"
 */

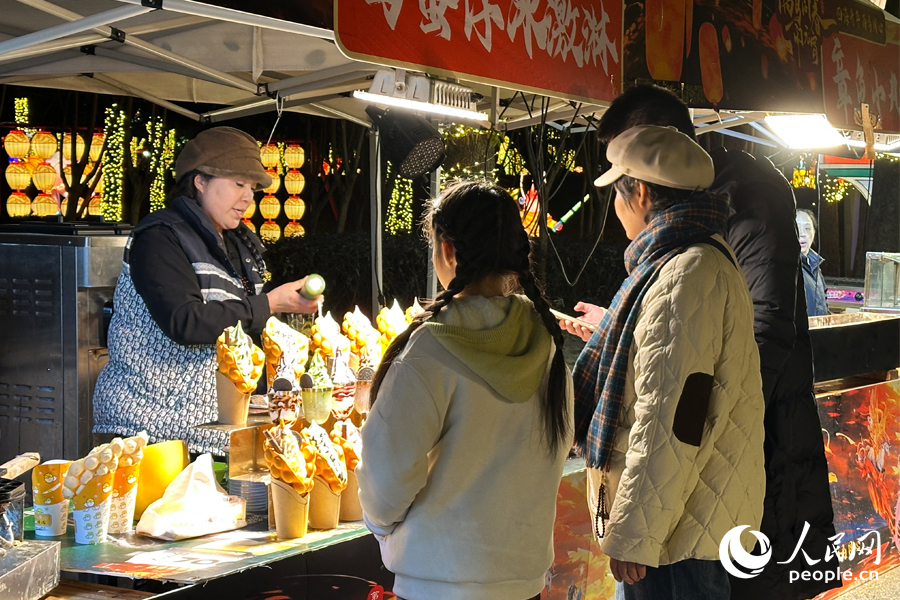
xmin=822 ymin=33 xmax=900 ymax=133
xmin=335 ymin=0 xmax=622 ymax=104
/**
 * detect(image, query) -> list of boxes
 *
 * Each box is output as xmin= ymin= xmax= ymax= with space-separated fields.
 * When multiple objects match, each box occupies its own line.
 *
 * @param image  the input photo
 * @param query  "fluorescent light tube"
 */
xmin=353 ymin=90 xmax=488 ymax=122
xmin=764 ymin=114 xmax=848 ymax=149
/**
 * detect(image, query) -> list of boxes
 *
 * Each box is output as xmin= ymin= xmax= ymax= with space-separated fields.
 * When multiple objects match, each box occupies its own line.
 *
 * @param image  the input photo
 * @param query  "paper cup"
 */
xmin=339 ymin=470 xmax=363 ymax=522
xmin=301 ymin=387 xmax=333 ymax=424
xmin=107 ymin=463 xmax=141 ymax=534
xmin=308 ymin=476 xmax=341 ymax=530
xmin=32 ymin=460 xmax=71 ymax=537
xmin=72 ymin=472 xmax=114 ymax=544
xmin=216 ymin=371 xmax=250 ymax=425
xmin=270 ymin=478 xmax=309 ymax=539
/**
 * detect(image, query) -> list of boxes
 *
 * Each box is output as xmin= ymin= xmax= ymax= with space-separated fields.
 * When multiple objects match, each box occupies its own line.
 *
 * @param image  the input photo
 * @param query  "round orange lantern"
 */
xmin=259 ymin=221 xmax=281 ymax=243
xmin=284 ymin=170 xmax=305 ymax=196
xmin=243 ymin=202 xmax=256 ymax=219
xmin=6 ymin=191 xmax=31 ymax=217
xmin=259 ymin=194 xmax=281 ymax=220
xmin=284 ymin=144 xmax=305 ymax=169
xmin=89 ymin=196 xmax=102 ymax=216
xmin=30 ymin=131 xmax=57 ymax=159
xmin=242 ymin=219 xmax=256 ymax=234
xmin=33 ymin=193 xmax=58 ymax=217
xmin=3 ymin=130 xmax=30 ymax=159
xmin=89 ymin=133 xmax=105 ymax=162
xmin=32 ymin=162 xmax=57 ymax=192
xmin=260 ymin=144 xmax=280 ymax=168
xmin=62 ymin=133 xmax=86 ymax=161
xmin=94 ymin=173 xmax=103 ymax=196
xmin=284 ymin=222 xmax=305 ymax=238
xmin=284 ymin=196 xmax=305 ymax=221
xmin=5 ymin=163 xmax=31 ymax=190
xmin=262 ymin=170 xmax=280 ymax=194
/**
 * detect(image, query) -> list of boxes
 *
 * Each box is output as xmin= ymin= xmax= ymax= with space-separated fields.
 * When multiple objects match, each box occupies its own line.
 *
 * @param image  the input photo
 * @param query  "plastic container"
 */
xmin=0 ymin=478 xmax=26 ymax=542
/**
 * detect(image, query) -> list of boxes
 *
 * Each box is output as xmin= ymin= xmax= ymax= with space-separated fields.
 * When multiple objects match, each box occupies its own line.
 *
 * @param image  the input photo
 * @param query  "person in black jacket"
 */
xmin=561 ymin=86 xmax=839 ymax=599
xmin=796 ymin=209 xmax=830 ymax=316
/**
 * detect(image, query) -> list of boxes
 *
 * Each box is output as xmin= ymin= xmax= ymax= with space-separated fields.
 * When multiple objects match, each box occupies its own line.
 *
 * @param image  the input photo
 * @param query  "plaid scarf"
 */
xmin=573 ymin=193 xmax=729 ymax=471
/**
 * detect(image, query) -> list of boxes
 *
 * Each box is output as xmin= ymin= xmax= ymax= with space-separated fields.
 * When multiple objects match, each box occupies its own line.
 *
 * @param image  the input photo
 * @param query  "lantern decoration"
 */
xmin=32 ymin=193 xmax=58 ymax=217
xmin=62 ymin=165 xmax=71 ymax=186
xmin=24 ymin=156 xmax=43 ymax=174
xmin=5 ymin=163 xmax=31 ymax=191
xmin=94 ymin=172 xmax=104 ymax=196
xmin=89 ymin=132 xmax=105 ymax=162
xmin=89 ymin=196 xmax=103 ymax=216
xmin=30 ymin=131 xmax=57 ymax=159
xmin=284 ymin=196 xmax=306 ymax=221
xmin=62 ymin=133 xmax=86 ymax=161
xmin=63 ymin=165 xmax=93 ymax=186
xmin=3 ymin=130 xmax=30 ymax=158
xmin=32 ymin=162 xmax=57 ymax=192
xmin=259 ymin=221 xmax=282 ymax=243
xmin=242 ymin=219 xmax=256 ymax=234
xmin=284 ymin=170 xmax=305 ymax=196
xmin=6 ymin=191 xmax=31 ymax=217
xmin=284 ymin=221 xmax=305 ymax=238
xmin=259 ymin=194 xmax=281 ymax=220
xmin=283 ymin=144 xmax=305 ymax=169
xmin=262 ymin=169 xmax=281 ymax=194
xmin=260 ymin=144 xmax=280 ymax=168
xmin=243 ymin=202 xmax=256 ymax=219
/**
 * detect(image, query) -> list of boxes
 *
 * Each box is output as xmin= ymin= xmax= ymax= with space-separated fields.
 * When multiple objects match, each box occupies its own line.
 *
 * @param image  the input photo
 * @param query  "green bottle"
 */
xmin=300 ymin=273 xmax=326 ymax=300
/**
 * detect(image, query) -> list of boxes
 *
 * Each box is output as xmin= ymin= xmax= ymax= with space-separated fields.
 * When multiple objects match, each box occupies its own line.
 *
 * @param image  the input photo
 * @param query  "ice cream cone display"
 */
xmin=375 ymin=300 xmax=408 ymax=356
xmin=405 ymin=298 xmax=425 ymax=324
xmin=216 ymin=321 xmax=265 ymax=394
xmin=268 ymin=355 xmax=303 ymax=425
xmin=264 ymin=425 xmax=316 ymax=538
xmin=63 ymin=439 xmax=124 ymax=544
xmin=330 ymin=349 xmax=357 ymax=421
xmin=342 ymin=306 xmax=378 ymax=357
xmin=108 ymin=432 xmax=149 ymax=534
xmin=270 ymin=478 xmax=310 ymax=539
xmin=309 ymin=312 xmax=350 ymax=359
xmin=261 ymin=316 xmax=309 ymax=389
xmin=302 ymin=422 xmax=347 ymax=494
xmin=216 ymin=371 xmax=251 ymax=425
xmin=301 ymin=353 xmax=333 ymax=424
xmin=309 ymin=476 xmax=342 ymax=530
xmin=332 ymin=421 xmax=362 ymax=521
xmin=32 ymin=460 xmax=71 ymax=536
xmin=135 ymin=440 xmax=190 ymax=520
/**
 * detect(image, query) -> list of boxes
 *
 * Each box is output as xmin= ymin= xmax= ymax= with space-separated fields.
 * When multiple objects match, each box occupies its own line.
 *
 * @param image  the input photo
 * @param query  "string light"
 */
xmin=146 ymin=118 xmax=176 ymax=212
xmin=819 ymin=173 xmax=851 ymax=203
xmin=101 ymin=106 xmax=125 ymax=221
xmin=385 ymin=161 xmax=414 ymax=235
xmin=440 ymin=124 xmax=500 ymax=187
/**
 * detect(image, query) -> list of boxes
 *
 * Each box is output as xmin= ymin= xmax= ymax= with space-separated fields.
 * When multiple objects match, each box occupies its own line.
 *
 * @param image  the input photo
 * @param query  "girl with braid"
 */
xmin=357 ymin=181 xmax=574 ymax=600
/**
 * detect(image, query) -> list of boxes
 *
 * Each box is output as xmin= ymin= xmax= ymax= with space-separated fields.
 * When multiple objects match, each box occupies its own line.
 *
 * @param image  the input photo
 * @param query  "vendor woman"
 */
xmin=93 ymin=127 xmax=319 ymax=454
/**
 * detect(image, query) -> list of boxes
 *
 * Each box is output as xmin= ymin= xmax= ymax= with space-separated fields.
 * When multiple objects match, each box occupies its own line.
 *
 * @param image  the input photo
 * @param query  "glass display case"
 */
xmin=863 ymin=252 xmax=900 ymax=312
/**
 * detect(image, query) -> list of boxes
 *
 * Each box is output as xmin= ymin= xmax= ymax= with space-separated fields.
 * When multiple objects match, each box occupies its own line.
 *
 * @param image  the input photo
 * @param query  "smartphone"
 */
xmin=550 ymin=308 xmax=597 ymax=332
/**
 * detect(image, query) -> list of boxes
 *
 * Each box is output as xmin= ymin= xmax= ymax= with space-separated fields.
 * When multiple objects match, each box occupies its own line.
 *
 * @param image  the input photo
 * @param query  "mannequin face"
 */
xmin=614 ymin=181 xmax=652 ymax=240
xmin=796 ymin=212 xmax=816 ymax=256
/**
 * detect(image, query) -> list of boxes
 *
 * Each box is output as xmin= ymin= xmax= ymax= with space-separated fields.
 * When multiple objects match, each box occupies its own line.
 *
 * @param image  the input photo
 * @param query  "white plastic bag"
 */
xmin=136 ymin=454 xmax=246 ymax=541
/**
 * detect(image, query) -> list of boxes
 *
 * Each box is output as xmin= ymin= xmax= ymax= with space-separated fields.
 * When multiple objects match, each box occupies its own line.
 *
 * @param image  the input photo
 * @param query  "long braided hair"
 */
xmin=370 ymin=181 xmax=570 ymax=452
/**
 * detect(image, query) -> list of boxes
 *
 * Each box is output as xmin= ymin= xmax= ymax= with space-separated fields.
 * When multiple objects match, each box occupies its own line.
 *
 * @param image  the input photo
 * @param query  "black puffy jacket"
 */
xmin=712 ymin=149 xmax=840 ymax=600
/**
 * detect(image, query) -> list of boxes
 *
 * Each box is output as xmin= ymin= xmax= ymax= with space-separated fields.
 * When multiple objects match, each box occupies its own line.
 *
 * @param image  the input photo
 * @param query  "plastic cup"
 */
xmin=339 ymin=470 xmax=363 ymax=522
xmin=72 ymin=472 xmax=114 ymax=544
xmin=301 ymin=388 xmax=333 ymax=424
xmin=107 ymin=463 xmax=141 ymax=534
xmin=353 ymin=380 xmax=372 ymax=415
xmin=308 ymin=476 xmax=341 ymax=530
xmin=216 ymin=371 xmax=250 ymax=425
xmin=270 ymin=478 xmax=309 ymax=539
xmin=32 ymin=460 xmax=71 ymax=537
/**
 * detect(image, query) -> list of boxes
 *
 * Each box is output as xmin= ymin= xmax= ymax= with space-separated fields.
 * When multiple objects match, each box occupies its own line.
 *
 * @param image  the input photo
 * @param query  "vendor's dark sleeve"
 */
xmin=129 ymin=225 xmax=270 ymax=346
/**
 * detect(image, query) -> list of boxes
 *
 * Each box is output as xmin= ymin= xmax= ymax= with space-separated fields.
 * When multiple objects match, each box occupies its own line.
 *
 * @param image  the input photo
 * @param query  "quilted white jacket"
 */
xmin=587 ymin=235 xmax=766 ymax=568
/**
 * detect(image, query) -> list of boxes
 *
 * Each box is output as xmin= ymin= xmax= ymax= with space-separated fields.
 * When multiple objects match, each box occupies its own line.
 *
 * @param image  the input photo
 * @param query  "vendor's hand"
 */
xmin=575 ymin=301 xmax=606 ymax=325
xmin=266 ymin=277 xmax=323 ymax=314
xmin=608 ymin=557 xmax=647 ymax=585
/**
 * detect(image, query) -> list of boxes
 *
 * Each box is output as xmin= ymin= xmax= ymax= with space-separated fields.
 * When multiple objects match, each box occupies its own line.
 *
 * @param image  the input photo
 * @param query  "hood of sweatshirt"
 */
xmin=423 ymin=295 xmax=552 ymax=403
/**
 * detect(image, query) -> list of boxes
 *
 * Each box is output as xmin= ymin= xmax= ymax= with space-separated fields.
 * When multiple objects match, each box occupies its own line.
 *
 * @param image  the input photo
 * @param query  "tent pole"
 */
xmin=0 ymin=4 xmax=153 ymax=57
xmin=370 ymin=126 xmax=383 ymax=317
xmin=91 ymin=73 xmax=201 ymax=120
xmin=425 ymin=166 xmax=441 ymax=301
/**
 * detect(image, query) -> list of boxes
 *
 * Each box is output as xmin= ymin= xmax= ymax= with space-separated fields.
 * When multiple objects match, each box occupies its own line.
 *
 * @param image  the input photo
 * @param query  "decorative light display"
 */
xmin=89 ymin=132 xmax=105 ymax=162
xmin=385 ymin=160 xmax=414 ymax=235
xmin=32 ymin=162 xmax=57 ymax=192
xmin=32 ymin=193 xmax=57 ymax=217
xmin=284 ymin=144 xmax=305 ymax=169
xmin=30 ymin=131 xmax=57 ymax=159
xmin=6 ymin=191 xmax=31 ymax=217
xmin=14 ymin=98 xmax=28 ymax=126
xmin=88 ymin=196 xmax=102 ymax=216
xmin=263 ymin=169 xmax=281 ymax=194
xmin=819 ymin=174 xmax=851 ymax=203
xmin=284 ymin=170 xmax=305 ymax=195
xmin=4 ymin=130 xmax=30 ymax=159
xmin=259 ymin=194 xmax=281 ymax=220
xmin=284 ymin=222 xmax=305 ymax=237
xmin=100 ymin=106 xmax=126 ymax=221
xmin=62 ymin=133 xmax=86 ymax=161
xmin=497 ymin=136 xmax=527 ymax=175
xmin=284 ymin=196 xmax=305 ymax=221
xmin=5 ymin=162 xmax=31 ymax=190
xmin=791 ymin=157 xmax=817 ymax=189
xmin=259 ymin=221 xmax=282 ymax=243
xmin=243 ymin=202 xmax=256 ymax=219
xmin=242 ymin=219 xmax=256 ymax=233
xmin=146 ymin=119 xmax=176 ymax=212
xmin=260 ymin=144 xmax=280 ymax=168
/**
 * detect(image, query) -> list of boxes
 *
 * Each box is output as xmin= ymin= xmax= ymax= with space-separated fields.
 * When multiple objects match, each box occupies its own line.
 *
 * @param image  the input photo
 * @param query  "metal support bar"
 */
xmin=204 ymin=93 xmax=347 ymax=122
xmin=0 ymin=33 xmax=103 ymax=64
xmin=501 ymin=107 xmax=581 ymax=131
xmin=369 ymin=127 xmax=384 ymax=317
xmin=717 ymin=128 xmax=778 ymax=148
xmin=426 ymin=165 xmax=441 ymax=300
xmin=490 ymin=86 xmax=499 ymax=128
xmin=270 ymin=70 xmax=374 ymax=99
xmin=309 ymin=103 xmax=370 ymax=127
xmin=265 ymin=64 xmax=371 ymax=93
xmin=91 ymin=73 xmax=202 ymax=120
xmin=694 ymin=113 xmax=765 ymax=135
xmin=749 ymin=121 xmax=788 ymax=146
xmin=114 ymin=0 xmax=335 ymax=40
xmin=0 ymin=4 xmax=153 ymax=57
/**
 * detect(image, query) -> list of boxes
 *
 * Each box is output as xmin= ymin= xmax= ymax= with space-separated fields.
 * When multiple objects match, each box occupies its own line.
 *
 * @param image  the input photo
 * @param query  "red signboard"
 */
xmin=822 ymin=32 xmax=900 ymax=133
xmin=334 ymin=0 xmax=623 ymax=105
